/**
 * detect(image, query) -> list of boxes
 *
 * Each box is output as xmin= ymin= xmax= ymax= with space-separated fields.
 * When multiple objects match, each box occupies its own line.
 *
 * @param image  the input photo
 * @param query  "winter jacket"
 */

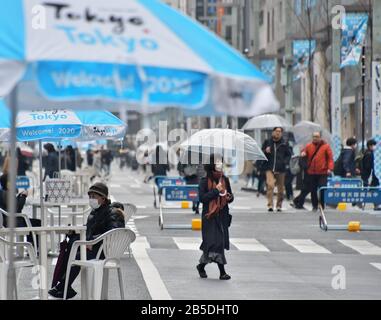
xmin=304 ymin=141 xmax=334 ymax=175
xmin=261 ymin=138 xmax=292 ymax=173
xmin=86 ymin=203 xmax=125 ymax=241
xmin=44 ymin=151 xmax=59 ymax=180
xmin=341 ymin=147 xmax=356 ymax=177
xmin=199 ymin=176 xmax=234 ymax=254
xmin=361 ymin=149 xmax=379 ymax=186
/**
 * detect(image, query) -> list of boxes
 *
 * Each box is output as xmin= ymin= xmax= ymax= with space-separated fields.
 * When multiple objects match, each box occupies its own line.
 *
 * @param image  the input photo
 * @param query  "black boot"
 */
xmin=196 ymin=263 xmax=207 ymax=278
xmin=218 ymin=264 xmax=231 ymax=280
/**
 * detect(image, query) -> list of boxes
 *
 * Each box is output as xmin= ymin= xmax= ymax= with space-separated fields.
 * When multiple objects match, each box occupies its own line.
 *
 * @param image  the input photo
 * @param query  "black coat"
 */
xmin=44 ymin=151 xmax=59 ymax=180
xmin=86 ymin=203 xmax=125 ymax=241
xmin=261 ymin=138 xmax=291 ymax=173
xmin=341 ymin=148 xmax=356 ymax=177
xmin=199 ymin=176 xmax=234 ymax=255
xmin=361 ymin=149 xmax=379 ymax=185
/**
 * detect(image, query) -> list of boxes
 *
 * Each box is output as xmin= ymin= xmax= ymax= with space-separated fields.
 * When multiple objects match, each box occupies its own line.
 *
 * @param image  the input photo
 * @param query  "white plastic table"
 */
xmin=31 ymin=199 xmax=89 ymax=221
xmin=0 ymin=226 xmax=87 ymax=300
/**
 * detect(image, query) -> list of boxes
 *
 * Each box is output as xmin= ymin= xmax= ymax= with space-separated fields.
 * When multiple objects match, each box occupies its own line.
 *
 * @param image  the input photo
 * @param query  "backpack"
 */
xmin=355 ymin=151 xmax=365 ymax=172
xmin=333 ymin=152 xmax=344 ymax=176
xmin=289 ymin=155 xmax=301 ymax=175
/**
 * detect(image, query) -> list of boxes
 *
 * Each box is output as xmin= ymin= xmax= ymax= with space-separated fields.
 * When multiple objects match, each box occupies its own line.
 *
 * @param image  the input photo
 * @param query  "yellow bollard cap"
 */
xmin=181 ymin=201 xmax=190 ymax=209
xmin=192 ymin=219 xmax=202 ymax=230
xmin=348 ymin=221 xmax=361 ymax=232
xmin=337 ymin=203 xmax=347 ymax=211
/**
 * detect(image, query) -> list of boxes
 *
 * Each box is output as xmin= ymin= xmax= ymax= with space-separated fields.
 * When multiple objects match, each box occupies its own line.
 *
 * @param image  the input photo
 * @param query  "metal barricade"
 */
xmin=159 ymin=185 xmax=199 ymax=230
xmin=319 ymin=185 xmax=381 ymax=232
xmin=152 ymin=176 xmax=186 ymax=208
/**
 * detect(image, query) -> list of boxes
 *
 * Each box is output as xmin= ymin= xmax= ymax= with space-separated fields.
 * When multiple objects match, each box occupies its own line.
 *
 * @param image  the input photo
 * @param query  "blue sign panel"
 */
xmin=155 ymin=176 xmax=186 ymax=189
xmin=16 ymin=176 xmax=30 ymax=189
xmin=323 ymin=187 xmax=381 ymax=205
xmin=164 ymin=186 xmax=199 ymax=202
xmin=327 ymin=178 xmax=363 ymax=188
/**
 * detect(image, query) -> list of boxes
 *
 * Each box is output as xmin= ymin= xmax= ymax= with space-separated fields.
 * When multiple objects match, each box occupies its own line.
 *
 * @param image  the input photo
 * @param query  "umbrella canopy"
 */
xmin=180 ymin=129 xmax=267 ymax=162
xmin=0 ymin=0 xmax=279 ymax=117
xmin=0 ymin=102 xmax=127 ymax=142
xmin=242 ymin=114 xmax=292 ymax=130
xmin=292 ymin=121 xmax=332 ymax=147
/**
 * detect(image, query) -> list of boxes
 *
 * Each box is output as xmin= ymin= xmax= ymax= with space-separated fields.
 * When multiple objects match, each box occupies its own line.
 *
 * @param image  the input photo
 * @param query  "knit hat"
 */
xmin=88 ymin=182 xmax=108 ymax=199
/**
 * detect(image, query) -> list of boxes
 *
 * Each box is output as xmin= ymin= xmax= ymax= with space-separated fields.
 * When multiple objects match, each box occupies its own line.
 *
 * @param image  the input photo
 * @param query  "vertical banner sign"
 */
xmin=260 ymin=59 xmax=276 ymax=88
xmin=292 ymin=40 xmax=316 ymax=81
xmin=341 ymin=13 xmax=369 ymax=69
xmin=372 ymin=62 xmax=381 ymax=180
xmin=331 ymin=72 xmax=342 ymax=161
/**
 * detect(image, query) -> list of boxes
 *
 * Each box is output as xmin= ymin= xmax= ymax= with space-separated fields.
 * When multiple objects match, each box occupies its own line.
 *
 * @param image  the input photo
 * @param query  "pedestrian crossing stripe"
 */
xmin=230 ymin=238 xmax=270 ymax=252
xmin=173 ymin=237 xmax=201 ymax=250
xmin=142 ymin=237 xmax=381 ymax=255
xmin=338 ymin=240 xmax=381 ymax=255
xmin=370 ymin=263 xmax=381 ymax=271
xmin=283 ymin=239 xmax=332 ymax=254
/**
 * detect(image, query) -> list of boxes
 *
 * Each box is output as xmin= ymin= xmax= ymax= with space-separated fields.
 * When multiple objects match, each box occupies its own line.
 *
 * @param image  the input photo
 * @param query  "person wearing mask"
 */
xmin=43 ymin=143 xmax=59 ymax=181
xmin=0 ymin=173 xmax=41 ymax=248
xmin=197 ymin=154 xmax=234 ymax=280
xmin=335 ymin=138 xmax=359 ymax=178
xmin=292 ymin=132 xmax=334 ymax=211
xmin=261 ymin=127 xmax=292 ymax=212
xmin=48 ymin=182 xmax=125 ymax=299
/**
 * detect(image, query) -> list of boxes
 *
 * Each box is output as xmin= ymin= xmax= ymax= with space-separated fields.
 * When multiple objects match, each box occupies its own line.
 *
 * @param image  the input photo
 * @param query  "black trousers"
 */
xmin=285 ymin=170 xmax=294 ymax=200
xmin=294 ymin=174 xmax=328 ymax=209
xmin=55 ymin=235 xmax=103 ymax=290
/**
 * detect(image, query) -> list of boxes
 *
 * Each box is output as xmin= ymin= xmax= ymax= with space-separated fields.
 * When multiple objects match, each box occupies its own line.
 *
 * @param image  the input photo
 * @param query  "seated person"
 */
xmin=0 ymin=173 xmax=41 ymax=248
xmin=49 ymin=182 xmax=125 ymax=299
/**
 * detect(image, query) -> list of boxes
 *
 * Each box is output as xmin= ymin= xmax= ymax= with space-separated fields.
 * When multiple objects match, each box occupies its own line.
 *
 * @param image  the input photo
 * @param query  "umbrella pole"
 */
xmin=58 ymin=141 xmax=61 ymax=175
xmin=39 ymin=140 xmax=45 ymax=226
xmin=6 ymin=91 xmax=18 ymax=300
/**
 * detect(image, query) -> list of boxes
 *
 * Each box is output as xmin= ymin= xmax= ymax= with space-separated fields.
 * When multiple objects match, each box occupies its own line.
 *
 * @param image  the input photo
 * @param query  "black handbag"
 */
xmin=298 ymin=156 xmax=308 ymax=170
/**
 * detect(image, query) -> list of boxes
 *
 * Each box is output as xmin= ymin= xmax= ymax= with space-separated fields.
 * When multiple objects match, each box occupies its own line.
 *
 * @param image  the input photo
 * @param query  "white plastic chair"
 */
xmin=123 ymin=204 xmax=137 ymax=258
xmin=0 ymin=208 xmax=38 ymax=253
xmin=0 ymin=236 xmax=38 ymax=300
xmin=123 ymin=203 xmax=136 ymax=224
xmin=63 ymin=228 xmax=136 ymax=300
xmin=47 ymin=206 xmax=91 ymax=254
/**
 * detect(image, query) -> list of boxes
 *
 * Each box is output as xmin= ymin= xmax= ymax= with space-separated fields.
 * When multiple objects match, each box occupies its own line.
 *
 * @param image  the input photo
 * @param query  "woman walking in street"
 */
xmin=197 ymin=154 xmax=234 ymax=280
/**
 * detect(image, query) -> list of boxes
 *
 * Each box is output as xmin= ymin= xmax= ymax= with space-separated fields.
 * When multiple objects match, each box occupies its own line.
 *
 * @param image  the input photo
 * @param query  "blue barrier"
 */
xmin=323 ymin=187 xmax=381 ymax=205
xmin=327 ymin=177 xmax=363 ymax=188
xmin=152 ymin=176 xmax=186 ymax=208
xmin=159 ymin=185 xmax=199 ymax=230
xmin=16 ymin=176 xmax=30 ymax=189
xmin=319 ymin=186 xmax=381 ymax=232
xmin=154 ymin=176 xmax=186 ymax=189
xmin=164 ymin=185 xmax=199 ymax=202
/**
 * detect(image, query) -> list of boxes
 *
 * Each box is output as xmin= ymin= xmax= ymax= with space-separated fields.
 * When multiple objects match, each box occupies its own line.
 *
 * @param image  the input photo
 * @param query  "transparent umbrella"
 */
xmin=292 ymin=121 xmax=332 ymax=147
xmin=180 ymin=129 xmax=267 ymax=162
xmin=242 ymin=114 xmax=292 ymax=130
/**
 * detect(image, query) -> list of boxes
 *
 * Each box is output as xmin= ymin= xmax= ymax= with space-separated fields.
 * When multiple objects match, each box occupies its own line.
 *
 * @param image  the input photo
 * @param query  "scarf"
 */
xmin=205 ymin=172 xmax=228 ymax=219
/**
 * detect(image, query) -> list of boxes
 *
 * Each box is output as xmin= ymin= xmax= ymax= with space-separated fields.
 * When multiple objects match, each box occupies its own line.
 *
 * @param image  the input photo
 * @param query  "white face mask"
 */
xmin=215 ymin=162 xmax=223 ymax=172
xmin=89 ymin=198 xmax=101 ymax=210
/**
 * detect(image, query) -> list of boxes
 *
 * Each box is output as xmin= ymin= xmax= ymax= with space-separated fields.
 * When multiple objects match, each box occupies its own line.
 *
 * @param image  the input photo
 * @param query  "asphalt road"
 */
xmin=16 ymin=164 xmax=381 ymax=300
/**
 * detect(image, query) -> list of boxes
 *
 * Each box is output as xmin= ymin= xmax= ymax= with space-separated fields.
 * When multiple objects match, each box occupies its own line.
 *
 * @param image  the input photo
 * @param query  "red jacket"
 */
xmin=303 ymin=141 xmax=334 ymax=175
